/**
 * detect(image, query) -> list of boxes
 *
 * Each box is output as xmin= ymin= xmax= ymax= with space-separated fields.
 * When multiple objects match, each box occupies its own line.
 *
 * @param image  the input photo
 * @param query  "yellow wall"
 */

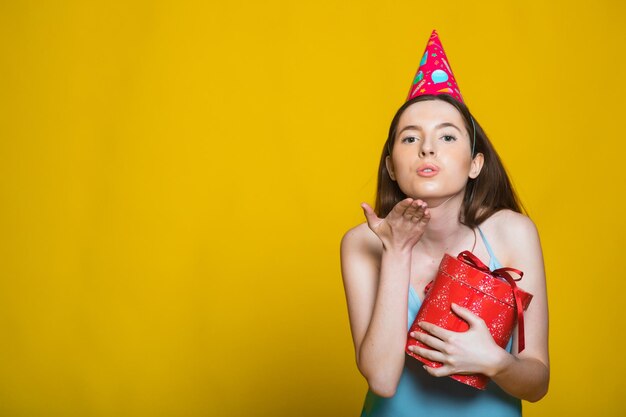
xmin=1 ymin=1 xmax=624 ymax=416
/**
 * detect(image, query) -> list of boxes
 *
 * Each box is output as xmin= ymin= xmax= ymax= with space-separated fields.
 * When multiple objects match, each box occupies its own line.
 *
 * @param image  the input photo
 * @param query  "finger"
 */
xmin=410 ymin=331 xmax=447 ymax=352
xmin=404 ymin=200 xmax=423 ymax=219
xmin=418 ymin=208 xmax=431 ymax=225
xmin=411 ymin=215 xmax=422 ymax=223
xmin=408 ymin=200 xmax=430 ymax=222
xmin=418 ymin=321 xmax=454 ymax=342
xmin=360 ymin=203 xmax=380 ymax=225
xmin=450 ymin=303 xmax=485 ymax=328
xmin=390 ymin=198 xmax=414 ymax=217
xmin=404 ymin=199 xmax=419 ymax=215
xmin=408 ymin=344 xmax=446 ymax=363
xmin=423 ymin=364 xmax=454 ymax=378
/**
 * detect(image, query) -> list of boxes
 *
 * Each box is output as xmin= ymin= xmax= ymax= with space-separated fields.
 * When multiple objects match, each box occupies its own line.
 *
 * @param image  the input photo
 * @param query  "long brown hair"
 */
xmin=374 ymin=94 xmax=524 ymax=227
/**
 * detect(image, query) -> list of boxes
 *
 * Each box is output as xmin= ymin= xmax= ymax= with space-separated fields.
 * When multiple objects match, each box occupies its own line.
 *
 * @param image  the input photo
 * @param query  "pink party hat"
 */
xmin=406 ymin=30 xmax=464 ymax=104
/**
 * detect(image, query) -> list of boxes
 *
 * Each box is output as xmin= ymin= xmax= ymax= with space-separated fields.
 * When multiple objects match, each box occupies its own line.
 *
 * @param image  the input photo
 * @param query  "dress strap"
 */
xmin=476 ymin=226 xmax=502 ymax=270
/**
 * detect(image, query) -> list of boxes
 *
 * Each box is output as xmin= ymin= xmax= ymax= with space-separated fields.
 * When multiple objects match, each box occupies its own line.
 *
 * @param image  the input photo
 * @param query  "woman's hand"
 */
xmin=361 ymin=198 xmax=430 ymax=252
xmin=407 ymin=303 xmax=508 ymax=377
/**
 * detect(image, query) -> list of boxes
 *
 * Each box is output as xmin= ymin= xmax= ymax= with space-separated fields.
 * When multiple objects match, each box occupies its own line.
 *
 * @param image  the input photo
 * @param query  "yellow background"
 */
xmin=1 ymin=1 xmax=624 ymax=416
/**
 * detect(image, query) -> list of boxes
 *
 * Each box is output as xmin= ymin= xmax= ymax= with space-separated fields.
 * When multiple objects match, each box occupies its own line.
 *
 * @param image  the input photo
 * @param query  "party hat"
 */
xmin=406 ymin=30 xmax=464 ymax=104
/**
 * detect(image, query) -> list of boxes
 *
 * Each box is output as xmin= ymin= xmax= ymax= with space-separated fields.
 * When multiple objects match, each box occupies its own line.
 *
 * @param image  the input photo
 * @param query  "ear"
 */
xmin=469 ymin=152 xmax=484 ymax=179
xmin=385 ymin=155 xmax=396 ymax=181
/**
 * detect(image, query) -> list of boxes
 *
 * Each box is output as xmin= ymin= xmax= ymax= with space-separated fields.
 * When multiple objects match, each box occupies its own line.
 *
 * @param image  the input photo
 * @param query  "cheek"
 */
xmin=445 ymin=151 xmax=473 ymax=173
xmin=391 ymin=153 xmax=413 ymax=174
xmin=453 ymin=162 xmax=473 ymax=178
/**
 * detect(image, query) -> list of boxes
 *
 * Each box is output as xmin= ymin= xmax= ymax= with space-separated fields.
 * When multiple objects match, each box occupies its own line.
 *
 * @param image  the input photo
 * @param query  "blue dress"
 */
xmin=361 ymin=228 xmax=521 ymax=417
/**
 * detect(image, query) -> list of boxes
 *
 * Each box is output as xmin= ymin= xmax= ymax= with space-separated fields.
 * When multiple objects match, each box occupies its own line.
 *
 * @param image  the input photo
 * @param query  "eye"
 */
xmin=401 ymin=136 xmax=419 ymax=144
xmin=441 ymin=134 xmax=457 ymax=142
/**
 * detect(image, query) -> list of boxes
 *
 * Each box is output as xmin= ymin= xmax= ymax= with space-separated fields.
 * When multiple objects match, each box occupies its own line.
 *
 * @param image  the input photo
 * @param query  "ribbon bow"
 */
xmin=457 ymin=251 xmax=528 ymax=353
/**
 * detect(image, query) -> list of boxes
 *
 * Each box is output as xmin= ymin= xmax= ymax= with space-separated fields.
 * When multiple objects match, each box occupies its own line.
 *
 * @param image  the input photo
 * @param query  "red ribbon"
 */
xmin=457 ymin=251 xmax=527 ymax=353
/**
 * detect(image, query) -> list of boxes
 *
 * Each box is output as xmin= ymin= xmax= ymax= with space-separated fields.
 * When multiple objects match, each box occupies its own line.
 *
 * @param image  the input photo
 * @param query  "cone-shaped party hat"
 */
xmin=406 ymin=30 xmax=464 ymax=104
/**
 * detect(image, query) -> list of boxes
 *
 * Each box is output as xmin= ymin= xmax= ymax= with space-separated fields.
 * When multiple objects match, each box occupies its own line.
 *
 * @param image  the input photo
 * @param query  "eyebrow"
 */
xmin=397 ymin=122 xmax=463 ymax=135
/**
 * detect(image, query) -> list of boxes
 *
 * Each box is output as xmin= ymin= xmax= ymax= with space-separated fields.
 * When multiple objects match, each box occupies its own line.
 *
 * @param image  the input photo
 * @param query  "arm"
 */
xmin=340 ymin=199 xmax=429 ymax=397
xmin=490 ymin=213 xmax=549 ymax=401
xmin=408 ymin=212 xmax=549 ymax=401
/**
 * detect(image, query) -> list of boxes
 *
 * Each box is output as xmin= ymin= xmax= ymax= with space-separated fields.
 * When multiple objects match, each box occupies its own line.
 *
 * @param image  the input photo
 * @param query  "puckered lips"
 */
xmin=416 ymin=163 xmax=440 ymax=178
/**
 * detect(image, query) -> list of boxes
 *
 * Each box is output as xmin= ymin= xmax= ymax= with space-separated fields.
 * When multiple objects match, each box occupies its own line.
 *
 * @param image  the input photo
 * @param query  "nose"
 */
xmin=419 ymin=137 xmax=435 ymax=158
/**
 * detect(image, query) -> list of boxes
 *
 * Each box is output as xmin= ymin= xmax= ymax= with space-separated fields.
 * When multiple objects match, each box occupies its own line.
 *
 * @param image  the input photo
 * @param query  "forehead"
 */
xmin=398 ymin=100 xmax=465 ymax=129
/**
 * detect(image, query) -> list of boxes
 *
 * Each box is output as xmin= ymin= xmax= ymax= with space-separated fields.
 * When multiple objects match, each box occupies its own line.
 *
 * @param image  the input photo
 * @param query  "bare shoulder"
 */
xmin=480 ymin=209 xmax=539 ymax=244
xmin=340 ymin=222 xmax=382 ymax=258
xmin=340 ymin=222 xmax=383 ymax=292
xmin=479 ymin=210 xmax=543 ymax=269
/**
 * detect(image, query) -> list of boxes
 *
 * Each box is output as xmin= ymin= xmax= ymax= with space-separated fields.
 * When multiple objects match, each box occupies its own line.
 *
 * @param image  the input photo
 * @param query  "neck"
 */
xmin=418 ymin=191 xmax=472 ymax=254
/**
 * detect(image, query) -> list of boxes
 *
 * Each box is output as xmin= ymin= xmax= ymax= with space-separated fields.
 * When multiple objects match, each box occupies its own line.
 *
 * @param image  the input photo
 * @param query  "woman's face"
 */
xmin=386 ymin=99 xmax=483 ymax=205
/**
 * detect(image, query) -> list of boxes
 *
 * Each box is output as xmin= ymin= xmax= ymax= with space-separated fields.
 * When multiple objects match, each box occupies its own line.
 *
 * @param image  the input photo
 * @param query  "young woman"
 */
xmin=340 ymin=32 xmax=549 ymax=417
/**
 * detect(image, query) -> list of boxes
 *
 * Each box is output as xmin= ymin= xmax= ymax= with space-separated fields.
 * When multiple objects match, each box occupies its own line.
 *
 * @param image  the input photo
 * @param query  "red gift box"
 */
xmin=405 ymin=251 xmax=533 ymax=390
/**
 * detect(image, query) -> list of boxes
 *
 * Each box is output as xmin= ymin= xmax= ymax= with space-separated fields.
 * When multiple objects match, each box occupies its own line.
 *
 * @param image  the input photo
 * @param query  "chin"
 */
xmin=407 ymin=189 xmax=465 ymax=207
xmin=407 ymin=188 xmax=447 ymax=200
